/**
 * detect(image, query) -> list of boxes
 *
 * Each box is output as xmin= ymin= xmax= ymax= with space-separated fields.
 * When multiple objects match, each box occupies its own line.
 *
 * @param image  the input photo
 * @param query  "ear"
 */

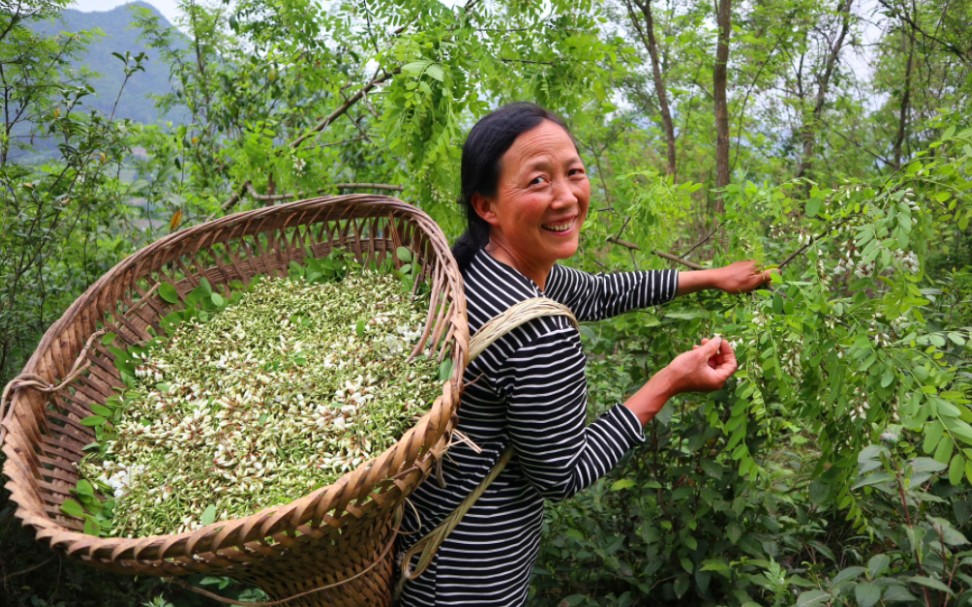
xmin=471 ymin=192 xmax=500 ymax=227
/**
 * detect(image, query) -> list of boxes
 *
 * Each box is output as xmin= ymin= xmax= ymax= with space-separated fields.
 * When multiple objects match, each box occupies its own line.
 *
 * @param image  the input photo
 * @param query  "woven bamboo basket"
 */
xmin=0 ymin=195 xmax=469 ymax=606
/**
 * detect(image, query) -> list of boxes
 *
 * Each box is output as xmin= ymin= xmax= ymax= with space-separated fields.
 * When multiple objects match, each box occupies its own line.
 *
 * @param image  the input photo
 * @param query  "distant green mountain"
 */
xmin=31 ymin=1 xmax=187 ymax=125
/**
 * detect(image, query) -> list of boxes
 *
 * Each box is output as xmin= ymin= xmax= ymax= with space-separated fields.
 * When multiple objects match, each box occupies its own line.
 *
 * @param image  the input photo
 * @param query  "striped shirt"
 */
xmin=396 ymin=249 xmax=678 ymax=606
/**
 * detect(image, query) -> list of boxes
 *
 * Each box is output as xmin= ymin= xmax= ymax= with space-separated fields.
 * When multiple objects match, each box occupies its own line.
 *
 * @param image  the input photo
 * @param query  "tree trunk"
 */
xmin=796 ymin=0 xmax=854 ymax=180
xmin=627 ymin=0 xmax=677 ymax=178
xmin=892 ymin=6 xmax=916 ymax=169
xmin=713 ymin=0 xmax=731 ymax=211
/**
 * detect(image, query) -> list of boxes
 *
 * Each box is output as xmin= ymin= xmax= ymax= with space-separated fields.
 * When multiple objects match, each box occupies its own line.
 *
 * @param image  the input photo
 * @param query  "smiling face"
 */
xmin=472 ymin=119 xmax=590 ymax=289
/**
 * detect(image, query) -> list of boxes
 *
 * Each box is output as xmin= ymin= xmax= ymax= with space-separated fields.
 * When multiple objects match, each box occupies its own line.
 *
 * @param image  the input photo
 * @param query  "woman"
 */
xmin=396 ymin=102 xmax=772 ymax=606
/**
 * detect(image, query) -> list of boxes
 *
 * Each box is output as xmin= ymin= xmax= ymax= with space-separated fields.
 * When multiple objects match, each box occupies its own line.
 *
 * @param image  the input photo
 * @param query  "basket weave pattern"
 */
xmin=1 ymin=195 xmax=469 ymax=606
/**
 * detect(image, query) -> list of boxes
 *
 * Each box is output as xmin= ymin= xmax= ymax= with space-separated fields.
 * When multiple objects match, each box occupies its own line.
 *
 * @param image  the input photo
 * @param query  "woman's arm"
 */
xmin=500 ymin=323 xmax=647 ymax=501
xmin=676 ymin=260 xmax=775 ymax=296
xmin=624 ymin=336 xmax=737 ymax=425
xmin=544 ymin=266 xmax=679 ymax=321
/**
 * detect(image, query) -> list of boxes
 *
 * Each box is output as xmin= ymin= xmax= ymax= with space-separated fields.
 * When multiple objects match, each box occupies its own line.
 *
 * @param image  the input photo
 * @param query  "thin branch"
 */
xmin=653 ymin=249 xmax=706 ymax=270
xmin=220 ymin=180 xmax=251 ymax=212
xmin=334 ymin=183 xmax=403 ymax=192
xmin=680 ymin=224 xmax=721 ymax=259
xmin=607 ymin=237 xmax=707 ymax=270
xmin=289 ymin=68 xmax=399 ymax=150
xmin=245 ymin=182 xmax=403 ymax=202
xmin=608 ymin=236 xmax=640 ymax=250
xmin=828 ymin=124 xmax=893 ymax=165
xmin=0 ymin=557 xmax=54 ymax=583
xmin=878 ymin=0 xmax=971 ymax=67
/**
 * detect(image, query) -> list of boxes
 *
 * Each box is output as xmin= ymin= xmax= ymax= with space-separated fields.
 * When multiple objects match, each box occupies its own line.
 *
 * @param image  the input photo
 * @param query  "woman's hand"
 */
xmin=676 ymin=260 xmax=777 ymax=295
xmin=665 ymin=336 xmax=738 ymax=394
xmin=711 ymin=260 xmax=776 ymax=294
xmin=624 ymin=336 xmax=738 ymax=425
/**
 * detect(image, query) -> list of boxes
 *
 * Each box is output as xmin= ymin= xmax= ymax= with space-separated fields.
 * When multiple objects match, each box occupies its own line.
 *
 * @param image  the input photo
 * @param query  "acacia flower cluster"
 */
xmin=78 ymin=270 xmax=439 ymax=538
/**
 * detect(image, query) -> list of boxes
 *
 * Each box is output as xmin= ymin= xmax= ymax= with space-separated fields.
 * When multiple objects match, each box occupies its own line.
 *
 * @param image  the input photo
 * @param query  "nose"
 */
xmin=551 ymin=176 xmax=578 ymax=208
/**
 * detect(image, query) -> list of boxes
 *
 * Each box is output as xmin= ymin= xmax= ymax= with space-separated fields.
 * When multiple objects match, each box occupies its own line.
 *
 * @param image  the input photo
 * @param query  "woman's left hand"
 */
xmin=712 ymin=260 xmax=776 ymax=294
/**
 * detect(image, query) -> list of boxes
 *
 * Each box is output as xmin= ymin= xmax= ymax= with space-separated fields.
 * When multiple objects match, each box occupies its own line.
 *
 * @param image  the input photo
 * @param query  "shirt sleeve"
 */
xmin=497 ymin=318 xmax=645 ymax=501
xmin=545 ymin=265 xmax=679 ymax=322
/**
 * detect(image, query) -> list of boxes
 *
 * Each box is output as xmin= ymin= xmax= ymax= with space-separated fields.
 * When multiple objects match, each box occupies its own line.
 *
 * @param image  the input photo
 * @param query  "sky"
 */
xmin=69 ymin=0 xmax=183 ymax=25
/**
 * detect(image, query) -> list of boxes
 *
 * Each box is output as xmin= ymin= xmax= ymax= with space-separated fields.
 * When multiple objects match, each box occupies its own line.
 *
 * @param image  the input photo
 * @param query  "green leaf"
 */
xmin=402 ymin=60 xmax=431 ymax=75
xmin=90 ymin=403 xmax=113 ymax=417
xmin=426 ymin=64 xmax=445 ymax=82
xmin=928 ymin=517 xmax=969 ymax=546
xmin=796 ymin=590 xmax=831 ymax=607
xmin=852 ymin=472 xmax=893 ymax=490
xmin=610 ymin=478 xmax=635 ymax=491
xmin=211 ymin=292 xmax=225 ymax=307
xmin=61 ymin=498 xmax=85 ymax=518
xmin=680 ymin=556 xmax=694 ymax=573
xmin=806 ymin=197 xmax=821 ymax=217
xmin=75 ymin=479 xmax=94 ymax=497
xmin=664 ymin=311 xmax=703 ymax=320
xmin=858 ymin=444 xmax=886 ymax=467
xmin=673 ymin=574 xmax=690 ymax=598
xmin=881 ymin=584 xmax=919 ymax=602
xmin=396 ymin=246 xmax=412 ymax=262
xmin=911 ymin=457 xmax=947 ymax=474
xmin=880 ymin=367 xmax=894 ymax=387
xmin=949 ymin=454 xmax=965 ymax=485
xmin=923 ymin=421 xmax=945 ymax=454
xmin=867 ymin=554 xmax=890 ymax=578
xmin=700 ymin=558 xmax=731 ymax=573
xmin=80 ymin=415 xmax=106 ymax=427
xmin=854 ymin=582 xmax=881 ymax=607
xmin=933 ymin=435 xmax=954 ymax=464
xmin=201 ymin=504 xmax=218 ymax=526
xmin=101 ymin=332 xmax=117 ymax=346
xmin=159 ymin=282 xmax=180 ymax=304
xmin=726 ymin=522 xmax=742 ymax=544
xmin=831 ymin=566 xmax=865 ymax=587
xmin=438 ymin=359 xmax=453 ymax=382
xmin=83 ymin=515 xmax=100 ymax=536
xmin=903 ymin=575 xmax=953 ymax=594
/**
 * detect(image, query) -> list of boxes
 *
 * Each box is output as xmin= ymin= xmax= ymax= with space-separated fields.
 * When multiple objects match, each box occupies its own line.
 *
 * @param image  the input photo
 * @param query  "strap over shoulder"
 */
xmin=396 ymin=296 xmax=579 ymax=593
xmin=468 ymin=297 xmax=578 ymax=360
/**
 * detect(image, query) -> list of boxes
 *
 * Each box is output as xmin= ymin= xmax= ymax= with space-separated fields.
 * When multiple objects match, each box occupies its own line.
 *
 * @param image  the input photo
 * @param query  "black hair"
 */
xmin=452 ymin=102 xmax=570 ymax=270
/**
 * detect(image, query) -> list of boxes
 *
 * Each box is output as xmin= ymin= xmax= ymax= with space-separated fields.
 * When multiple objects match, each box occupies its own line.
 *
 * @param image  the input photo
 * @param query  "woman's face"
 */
xmin=473 ymin=119 xmax=590 ymax=288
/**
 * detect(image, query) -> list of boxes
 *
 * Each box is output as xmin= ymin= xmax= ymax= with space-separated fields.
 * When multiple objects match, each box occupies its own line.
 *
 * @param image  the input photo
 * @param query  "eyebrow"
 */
xmin=520 ymin=154 xmax=582 ymax=173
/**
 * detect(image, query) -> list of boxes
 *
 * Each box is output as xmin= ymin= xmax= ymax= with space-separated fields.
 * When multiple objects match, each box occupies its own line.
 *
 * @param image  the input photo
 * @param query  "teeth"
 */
xmin=544 ymin=220 xmax=573 ymax=232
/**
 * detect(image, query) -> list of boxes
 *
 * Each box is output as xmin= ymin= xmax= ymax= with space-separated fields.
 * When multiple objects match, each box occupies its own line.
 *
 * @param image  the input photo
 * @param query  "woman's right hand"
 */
xmin=664 ymin=336 xmax=738 ymax=395
xmin=624 ymin=336 xmax=738 ymax=425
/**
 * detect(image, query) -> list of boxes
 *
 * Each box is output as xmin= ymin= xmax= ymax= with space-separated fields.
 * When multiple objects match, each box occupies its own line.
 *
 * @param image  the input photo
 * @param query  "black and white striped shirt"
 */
xmin=397 ymin=249 xmax=678 ymax=606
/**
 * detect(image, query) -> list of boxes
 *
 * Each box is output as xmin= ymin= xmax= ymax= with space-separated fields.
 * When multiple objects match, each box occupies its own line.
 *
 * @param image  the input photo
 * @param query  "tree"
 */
xmin=624 ymin=0 xmax=677 ymax=177
xmin=0 ymin=0 xmax=144 ymax=381
xmin=794 ymin=0 xmax=855 ymax=181
xmin=713 ymin=0 xmax=731 ymax=202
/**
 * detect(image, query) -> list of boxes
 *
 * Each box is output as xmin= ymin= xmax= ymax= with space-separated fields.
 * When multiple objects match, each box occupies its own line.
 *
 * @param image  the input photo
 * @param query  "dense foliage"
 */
xmin=1 ymin=0 xmax=969 ymax=605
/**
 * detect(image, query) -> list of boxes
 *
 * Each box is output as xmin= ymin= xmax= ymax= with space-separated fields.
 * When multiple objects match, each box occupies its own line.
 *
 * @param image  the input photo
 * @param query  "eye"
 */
xmin=569 ymin=167 xmax=586 ymax=178
xmin=528 ymin=175 xmax=549 ymax=186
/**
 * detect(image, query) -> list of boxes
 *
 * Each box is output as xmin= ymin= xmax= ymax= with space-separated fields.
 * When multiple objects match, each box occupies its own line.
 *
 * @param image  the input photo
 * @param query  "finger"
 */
xmin=700 ymin=335 xmax=723 ymax=355
xmin=718 ymin=338 xmax=737 ymax=365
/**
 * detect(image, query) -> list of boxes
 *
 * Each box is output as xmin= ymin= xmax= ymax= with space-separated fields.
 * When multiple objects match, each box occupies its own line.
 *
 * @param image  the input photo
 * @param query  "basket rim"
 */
xmin=1 ymin=194 xmax=469 ymax=567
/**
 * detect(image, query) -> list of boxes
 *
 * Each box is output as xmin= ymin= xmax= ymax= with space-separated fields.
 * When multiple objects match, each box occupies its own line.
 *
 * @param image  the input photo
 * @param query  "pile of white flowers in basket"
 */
xmin=65 ymin=254 xmax=441 ymax=538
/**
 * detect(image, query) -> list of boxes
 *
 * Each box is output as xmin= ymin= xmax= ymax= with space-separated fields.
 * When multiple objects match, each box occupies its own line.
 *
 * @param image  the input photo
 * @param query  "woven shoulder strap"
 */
xmin=396 ymin=297 xmax=578 ymax=591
